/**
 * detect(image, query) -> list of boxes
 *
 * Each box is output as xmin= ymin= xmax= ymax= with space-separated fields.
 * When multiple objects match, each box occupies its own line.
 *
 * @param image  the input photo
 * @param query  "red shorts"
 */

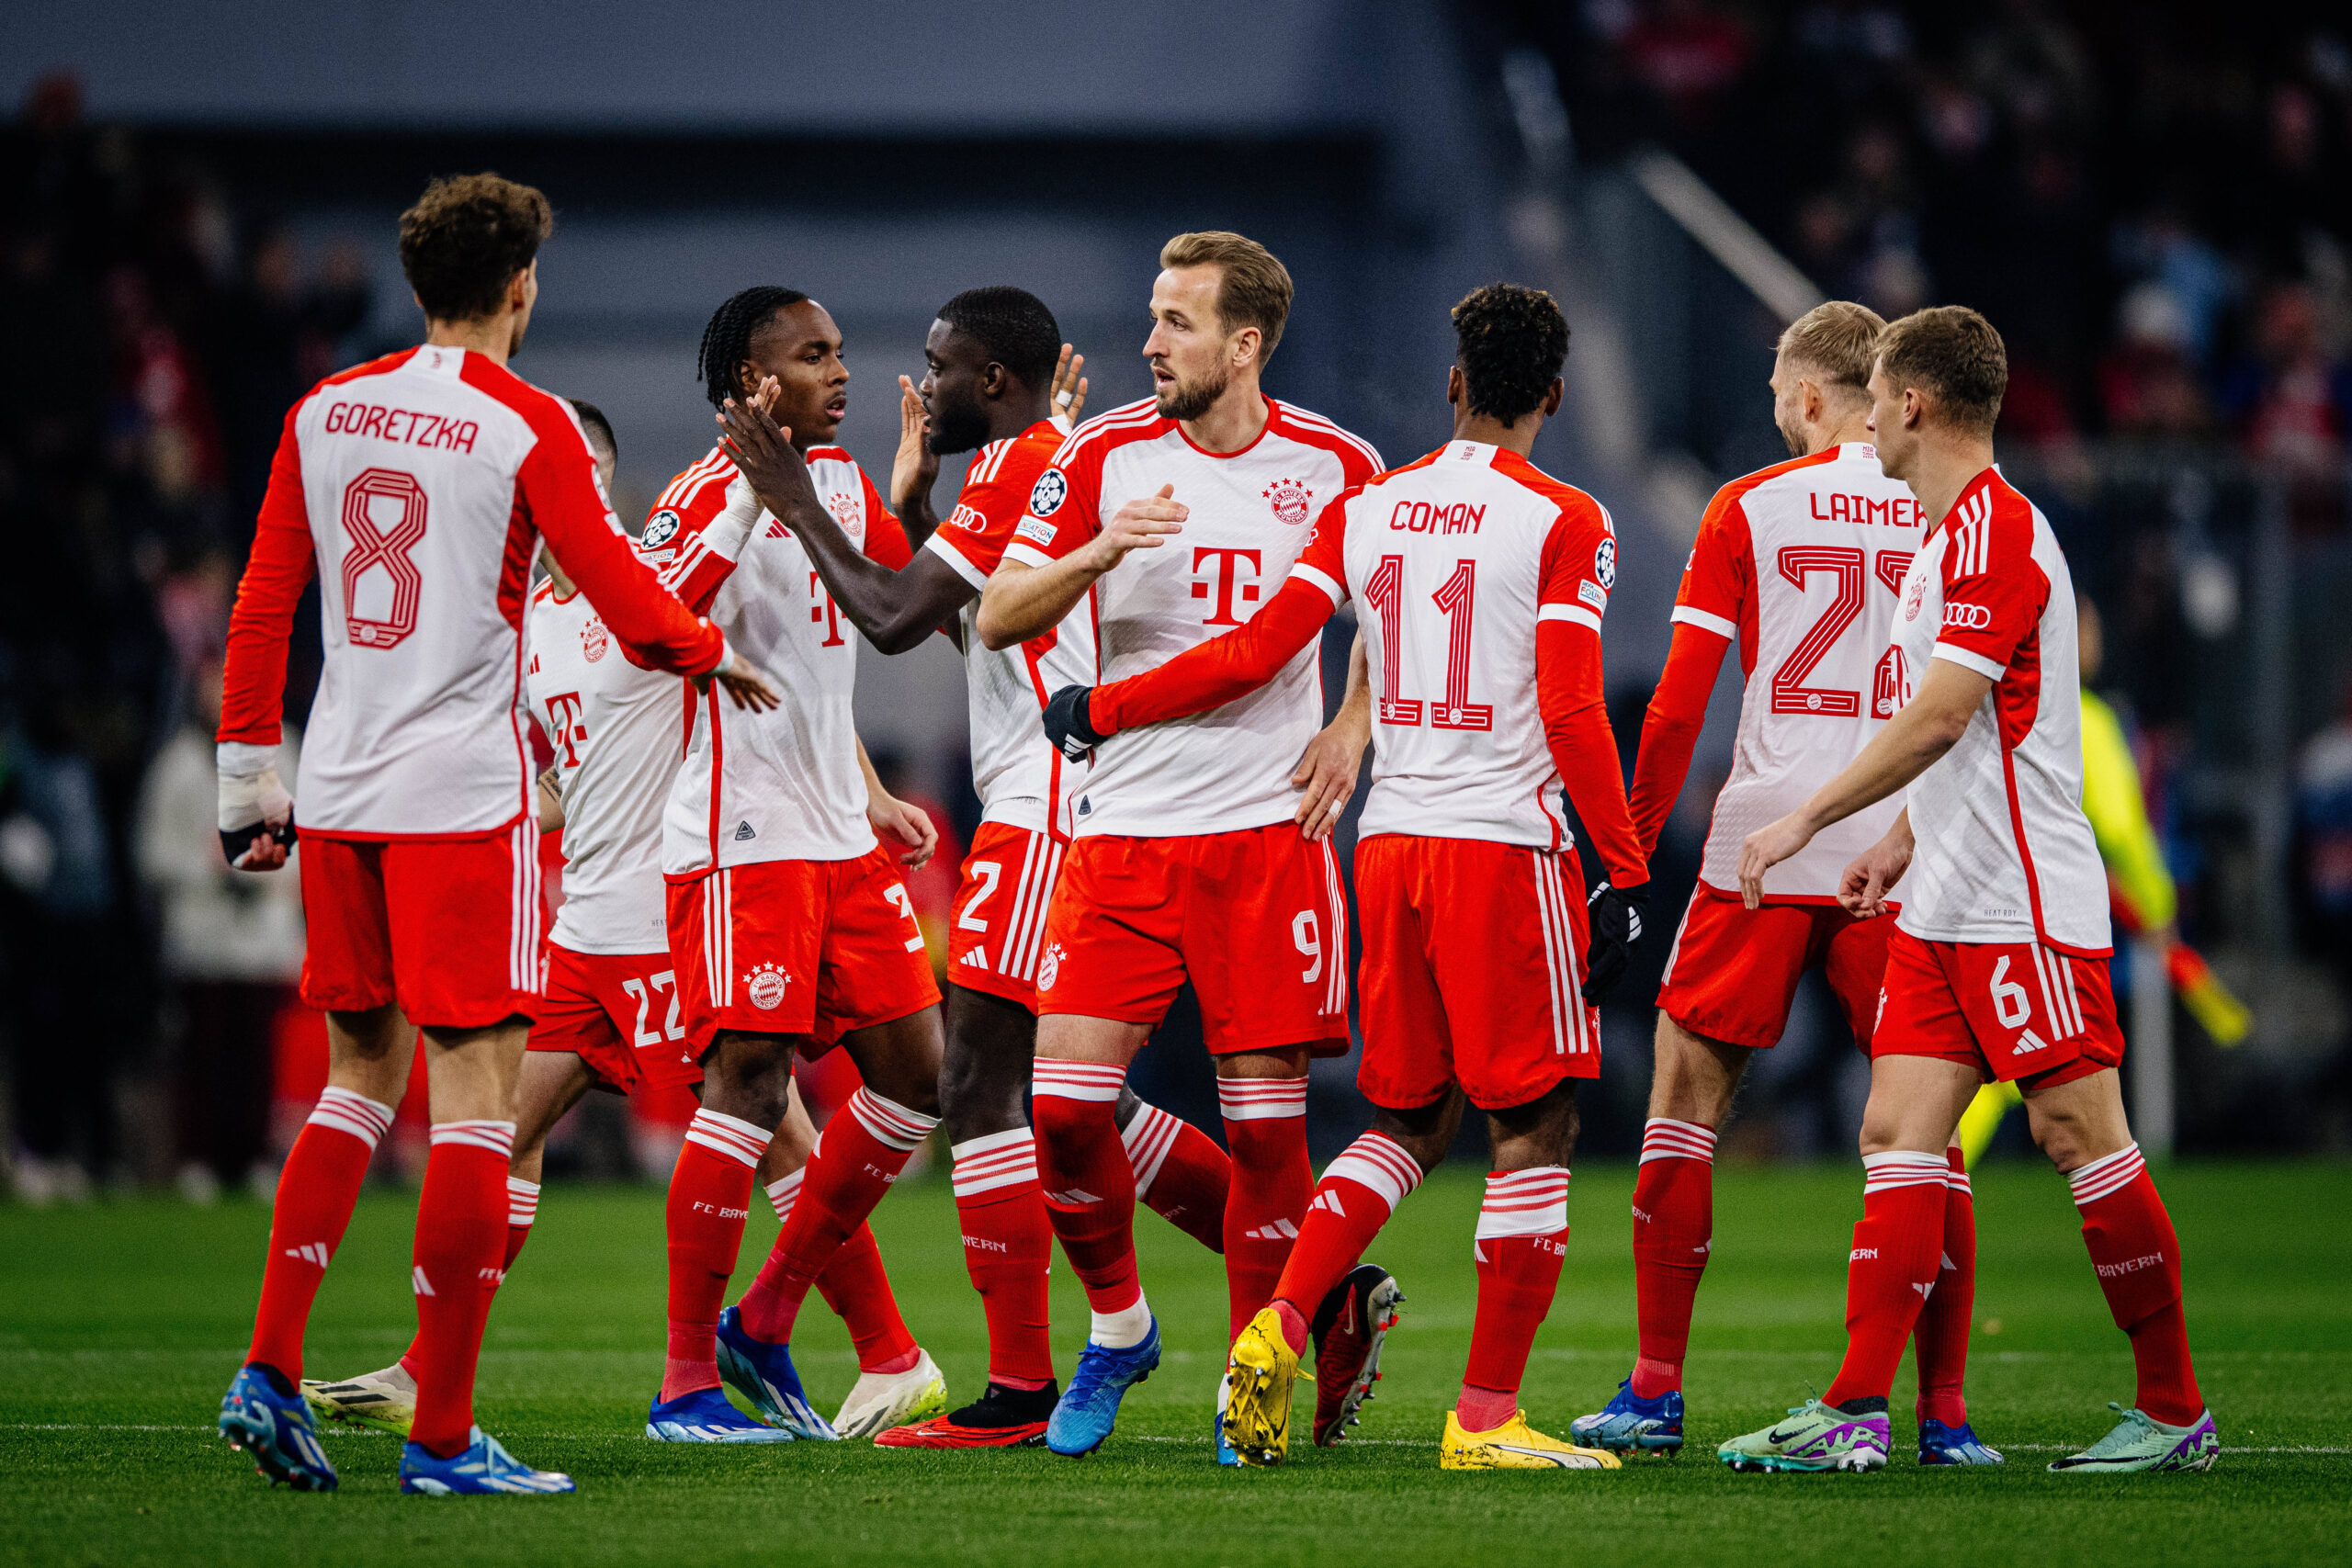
xmin=526 ymin=942 xmax=704 ymax=1095
xmin=1354 ymin=835 xmax=1600 ymax=1111
xmin=665 ymin=849 xmax=943 ymax=1056
xmin=944 ymin=822 xmax=1067 ymax=1011
xmin=298 ymin=821 xmax=542 ymax=1030
xmin=1036 ymin=822 xmax=1350 ymax=1056
xmin=1872 ymin=926 xmax=2123 ymax=1089
xmin=1656 ymin=883 xmax=1893 ymax=1051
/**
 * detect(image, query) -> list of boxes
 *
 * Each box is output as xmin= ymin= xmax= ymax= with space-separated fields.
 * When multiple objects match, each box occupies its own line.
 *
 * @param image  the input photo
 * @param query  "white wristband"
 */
xmin=217 ymin=740 xmax=277 ymax=779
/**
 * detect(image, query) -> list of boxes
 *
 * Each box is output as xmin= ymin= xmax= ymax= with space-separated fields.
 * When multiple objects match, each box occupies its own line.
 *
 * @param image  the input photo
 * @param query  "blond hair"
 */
xmin=1778 ymin=300 xmax=1886 ymax=400
xmin=1875 ymin=305 xmax=2008 ymax=436
xmin=1159 ymin=231 xmax=1295 ymax=363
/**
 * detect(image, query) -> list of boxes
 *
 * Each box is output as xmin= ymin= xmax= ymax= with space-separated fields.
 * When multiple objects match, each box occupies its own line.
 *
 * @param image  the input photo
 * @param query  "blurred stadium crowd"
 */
xmin=5 ymin=2 xmax=2351 ymax=1201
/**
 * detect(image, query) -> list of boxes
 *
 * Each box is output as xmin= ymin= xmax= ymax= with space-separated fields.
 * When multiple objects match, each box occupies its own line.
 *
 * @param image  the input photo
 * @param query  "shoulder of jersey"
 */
xmin=1711 ymin=444 xmax=1847 ymax=512
xmin=1486 ymin=448 xmax=1611 ymax=529
xmin=1946 ymin=468 xmax=2041 ymax=568
xmin=308 ymin=346 xmax=424 ymax=397
xmin=639 ymin=446 xmax=741 ymax=548
xmin=1048 ymin=398 xmax=1170 ymax=467
xmin=966 ymin=422 xmax=1064 ymax=489
xmin=1265 ymin=400 xmax=1384 ymax=476
xmin=804 ymin=445 xmax=858 ymax=468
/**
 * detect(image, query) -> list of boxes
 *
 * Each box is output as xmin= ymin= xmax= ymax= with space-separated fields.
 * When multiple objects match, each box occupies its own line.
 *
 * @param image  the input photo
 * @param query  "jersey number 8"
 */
xmin=340 ymin=468 xmax=430 ymax=649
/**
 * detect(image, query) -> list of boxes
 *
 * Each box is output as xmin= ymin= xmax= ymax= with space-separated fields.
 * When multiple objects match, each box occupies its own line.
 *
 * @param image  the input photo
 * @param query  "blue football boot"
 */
xmin=1567 ymin=1379 xmax=1685 ymax=1454
xmin=399 ymin=1427 xmax=574 ymax=1494
xmin=714 ymin=1305 xmax=837 ymax=1439
xmin=220 ymin=1364 xmax=338 ymax=1491
xmin=1918 ymin=1417 xmax=2004 ymax=1465
xmin=1046 ymin=1317 xmax=1162 ymax=1457
xmin=647 ymin=1385 xmax=796 ymax=1443
xmin=1214 ymin=1371 xmax=1240 ymax=1468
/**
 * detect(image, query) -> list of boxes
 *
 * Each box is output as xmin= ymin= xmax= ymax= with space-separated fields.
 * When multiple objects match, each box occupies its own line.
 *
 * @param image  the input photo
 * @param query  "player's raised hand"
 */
xmin=1736 ymin=811 xmax=1815 ymax=909
xmin=704 ymin=649 xmax=783 ymax=713
xmin=1048 ymin=344 xmax=1090 ymax=429
xmin=869 ymin=791 xmax=938 ymax=869
xmin=890 ymin=374 xmax=941 ymax=513
xmin=716 ymin=383 xmax=816 ymax=517
xmin=1086 ymin=485 xmax=1186 ymax=570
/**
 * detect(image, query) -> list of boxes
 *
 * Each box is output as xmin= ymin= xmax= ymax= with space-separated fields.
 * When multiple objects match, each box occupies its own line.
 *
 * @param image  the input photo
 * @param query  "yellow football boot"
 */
xmin=1222 ymin=1307 xmax=1302 ymax=1466
xmin=1442 ymin=1408 xmax=1623 ymax=1471
xmin=300 ymin=1362 xmax=416 ymax=1438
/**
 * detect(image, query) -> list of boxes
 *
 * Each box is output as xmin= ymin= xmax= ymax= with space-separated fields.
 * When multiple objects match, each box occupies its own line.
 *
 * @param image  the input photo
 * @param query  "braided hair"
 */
xmin=1451 ymin=283 xmax=1569 ymax=427
xmin=696 ymin=287 xmax=809 ymax=410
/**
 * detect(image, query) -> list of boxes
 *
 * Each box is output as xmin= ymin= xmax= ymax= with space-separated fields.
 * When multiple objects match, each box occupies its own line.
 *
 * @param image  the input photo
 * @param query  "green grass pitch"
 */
xmin=3 ymin=1160 xmax=2345 ymax=1567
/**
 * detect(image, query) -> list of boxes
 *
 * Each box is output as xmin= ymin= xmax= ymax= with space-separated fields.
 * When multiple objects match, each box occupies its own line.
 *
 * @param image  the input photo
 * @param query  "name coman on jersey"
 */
xmin=1888 ymin=468 xmax=2110 ymax=954
xmin=1673 ymin=442 xmax=1927 ymax=901
xmin=526 ymin=575 xmax=677 ymax=953
xmin=1003 ymin=397 xmax=1382 ymax=838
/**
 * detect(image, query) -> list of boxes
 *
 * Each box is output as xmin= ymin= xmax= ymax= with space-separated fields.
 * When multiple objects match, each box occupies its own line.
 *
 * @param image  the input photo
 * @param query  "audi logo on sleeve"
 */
xmin=1942 ymin=601 xmax=1992 ymax=630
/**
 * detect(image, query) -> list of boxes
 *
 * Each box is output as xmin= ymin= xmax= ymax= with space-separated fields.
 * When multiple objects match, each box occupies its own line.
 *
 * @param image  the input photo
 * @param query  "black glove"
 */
xmin=1041 ymin=684 xmax=1107 ymax=761
xmin=1581 ymin=879 xmax=1648 ymax=1003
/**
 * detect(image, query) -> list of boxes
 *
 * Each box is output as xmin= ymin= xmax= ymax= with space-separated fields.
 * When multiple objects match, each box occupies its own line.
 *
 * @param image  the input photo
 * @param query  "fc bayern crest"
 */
xmin=827 ymin=487 xmax=862 ymax=532
xmin=581 ymin=617 xmax=609 ymax=663
xmin=1029 ymin=468 xmax=1069 ymax=518
xmin=745 ymin=962 xmax=790 ymax=1010
xmin=1904 ymin=571 xmax=1928 ymax=621
xmin=641 ymin=510 xmax=681 ymax=548
xmin=1262 ymin=477 xmax=1313 ymax=525
xmin=1593 ymin=536 xmax=1617 ymax=591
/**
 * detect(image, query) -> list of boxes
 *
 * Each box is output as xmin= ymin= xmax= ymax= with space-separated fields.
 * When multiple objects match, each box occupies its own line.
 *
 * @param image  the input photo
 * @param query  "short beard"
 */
xmin=925 ymin=396 xmax=992 ymax=457
xmin=1156 ymin=361 xmax=1229 ymax=423
xmin=1777 ymin=413 xmax=1810 ymax=458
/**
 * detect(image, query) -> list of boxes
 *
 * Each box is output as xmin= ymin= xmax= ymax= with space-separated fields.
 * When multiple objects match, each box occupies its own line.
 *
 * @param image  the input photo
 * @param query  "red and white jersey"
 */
xmin=651 ymin=446 xmax=911 ymax=874
xmin=218 ymin=346 xmax=724 ymax=838
xmin=1673 ymin=443 xmax=1926 ymax=900
xmin=1887 ymin=468 xmax=2109 ymax=954
xmin=1005 ymin=397 xmax=1381 ymax=837
xmin=525 ymin=574 xmax=677 ymax=953
xmin=1286 ymin=441 xmax=1620 ymax=849
xmin=921 ymin=419 xmax=1078 ymax=838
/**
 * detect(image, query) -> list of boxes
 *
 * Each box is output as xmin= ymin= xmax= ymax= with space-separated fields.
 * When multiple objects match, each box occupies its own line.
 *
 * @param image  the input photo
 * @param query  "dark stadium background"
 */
xmin=2 ymin=0 xmax=2348 ymax=1203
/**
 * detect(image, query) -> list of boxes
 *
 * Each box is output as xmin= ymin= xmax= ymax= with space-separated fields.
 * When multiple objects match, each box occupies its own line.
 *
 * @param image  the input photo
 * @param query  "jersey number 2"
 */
xmin=341 ymin=469 xmax=429 ymax=649
xmin=1770 ymin=547 xmax=1911 ymax=717
xmin=1364 ymin=555 xmax=1492 ymax=732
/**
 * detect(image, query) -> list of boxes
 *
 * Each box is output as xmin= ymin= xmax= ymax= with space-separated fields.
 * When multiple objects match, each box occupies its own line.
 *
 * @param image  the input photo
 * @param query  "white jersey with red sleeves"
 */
xmin=922 ymin=418 xmax=1077 ymax=837
xmin=1285 ymin=440 xmax=1614 ymax=848
xmin=216 ymin=344 xmax=723 ymax=838
xmin=652 ymin=446 xmax=911 ymax=874
xmin=525 ymin=577 xmax=676 ymax=953
xmin=1003 ymin=397 xmax=1381 ymax=838
xmin=1674 ymin=442 xmax=1927 ymax=900
xmin=1887 ymin=468 xmax=2109 ymax=953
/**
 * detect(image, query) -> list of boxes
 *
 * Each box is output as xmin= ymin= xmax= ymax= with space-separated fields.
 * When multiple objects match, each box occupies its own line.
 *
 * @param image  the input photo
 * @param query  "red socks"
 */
xmin=1032 ymin=1059 xmax=1142 ymax=1315
xmin=1912 ymin=1148 xmax=1975 ymax=1427
xmin=766 ymin=1168 xmax=919 ymax=1375
xmin=1825 ymin=1151 xmax=1948 ymax=1409
xmin=1124 ymin=1100 xmax=1231 ymax=1253
xmin=1217 ymin=1076 xmax=1312 ymax=1341
xmin=246 ymin=1087 xmax=395 ymax=1380
xmin=662 ymin=1108 xmax=770 ymax=1401
xmin=400 ymin=1174 xmax=538 ymax=1382
xmin=2070 ymin=1144 xmax=2204 ymax=1427
xmin=1629 ymin=1118 xmax=1715 ymax=1399
xmin=950 ymin=1127 xmax=1055 ymax=1389
xmin=409 ymin=1120 xmax=516 ymax=1458
xmin=736 ymin=1089 xmax=939 ymax=1345
xmin=1462 ymin=1167 xmax=1571 ymax=1421
xmin=1269 ymin=1131 xmax=1424 ymax=1350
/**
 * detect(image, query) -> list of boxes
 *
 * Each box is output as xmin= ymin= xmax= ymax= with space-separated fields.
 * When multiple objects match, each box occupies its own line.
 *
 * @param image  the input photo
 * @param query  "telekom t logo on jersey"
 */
xmin=542 ymin=691 xmax=588 ymax=767
xmin=1190 ymin=547 xmax=1262 ymax=626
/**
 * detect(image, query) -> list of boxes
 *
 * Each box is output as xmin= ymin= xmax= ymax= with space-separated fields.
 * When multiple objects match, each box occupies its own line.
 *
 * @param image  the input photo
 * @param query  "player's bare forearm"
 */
xmin=537 ymin=768 xmax=565 ymax=833
xmin=977 ymin=557 xmax=1098 ymax=650
xmin=1293 ymin=627 xmax=1371 ymax=842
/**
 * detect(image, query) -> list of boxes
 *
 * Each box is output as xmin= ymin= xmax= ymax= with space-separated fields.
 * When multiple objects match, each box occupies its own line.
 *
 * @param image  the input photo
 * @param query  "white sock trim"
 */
xmin=1861 ymin=1149 xmax=1951 ymax=1194
xmin=684 ymin=1107 xmax=775 ymax=1168
xmin=846 ymin=1088 xmax=942 ymax=1152
xmin=308 ymin=1087 xmax=397 ymax=1150
xmin=2067 ymin=1143 xmax=2145 ymax=1207
xmin=1119 ymin=1102 xmax=1182 ymax=1196
xmin=1474 ymin=1166 xmax=1570 ymax=1239
xmin=1216 ymin=1075 xmax=1307 ymax=1122
xmin=951 ymin=1127 xmax=1040 ymax=1199
xmin=1639 ymin=1117 xmax=1717 ymax=1165
xmin=1033 ymin=1058 xmax=1125 ymax=1102
xmin=430 ymin=1119 xmax=516 ymax=1158
xmin=764 ymin=1168 xmax=804 ymax=1223
xmin=1321 ymin=1131 xmax=1423 ymax=1213
xmin=505 ymin=1176 xmax=540 ymax=1227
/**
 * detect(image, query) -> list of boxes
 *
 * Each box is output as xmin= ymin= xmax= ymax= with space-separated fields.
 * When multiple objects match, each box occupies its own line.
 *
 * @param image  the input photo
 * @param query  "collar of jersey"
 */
xmin=1170 ymin=395 xmax=1280 ymax=460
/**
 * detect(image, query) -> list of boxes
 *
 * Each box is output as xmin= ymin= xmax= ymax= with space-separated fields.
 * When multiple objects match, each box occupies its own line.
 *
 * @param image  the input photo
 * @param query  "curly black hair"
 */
xmin=936 ymin=286 xmax=1061 ymax=389
xmin=1451 ymin=283 xmax=1569 ymax=427
xmin=696 ymin=287 xmax=810 ymax=410
xmin=397 ymin=174 xmax=553 ymax=322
